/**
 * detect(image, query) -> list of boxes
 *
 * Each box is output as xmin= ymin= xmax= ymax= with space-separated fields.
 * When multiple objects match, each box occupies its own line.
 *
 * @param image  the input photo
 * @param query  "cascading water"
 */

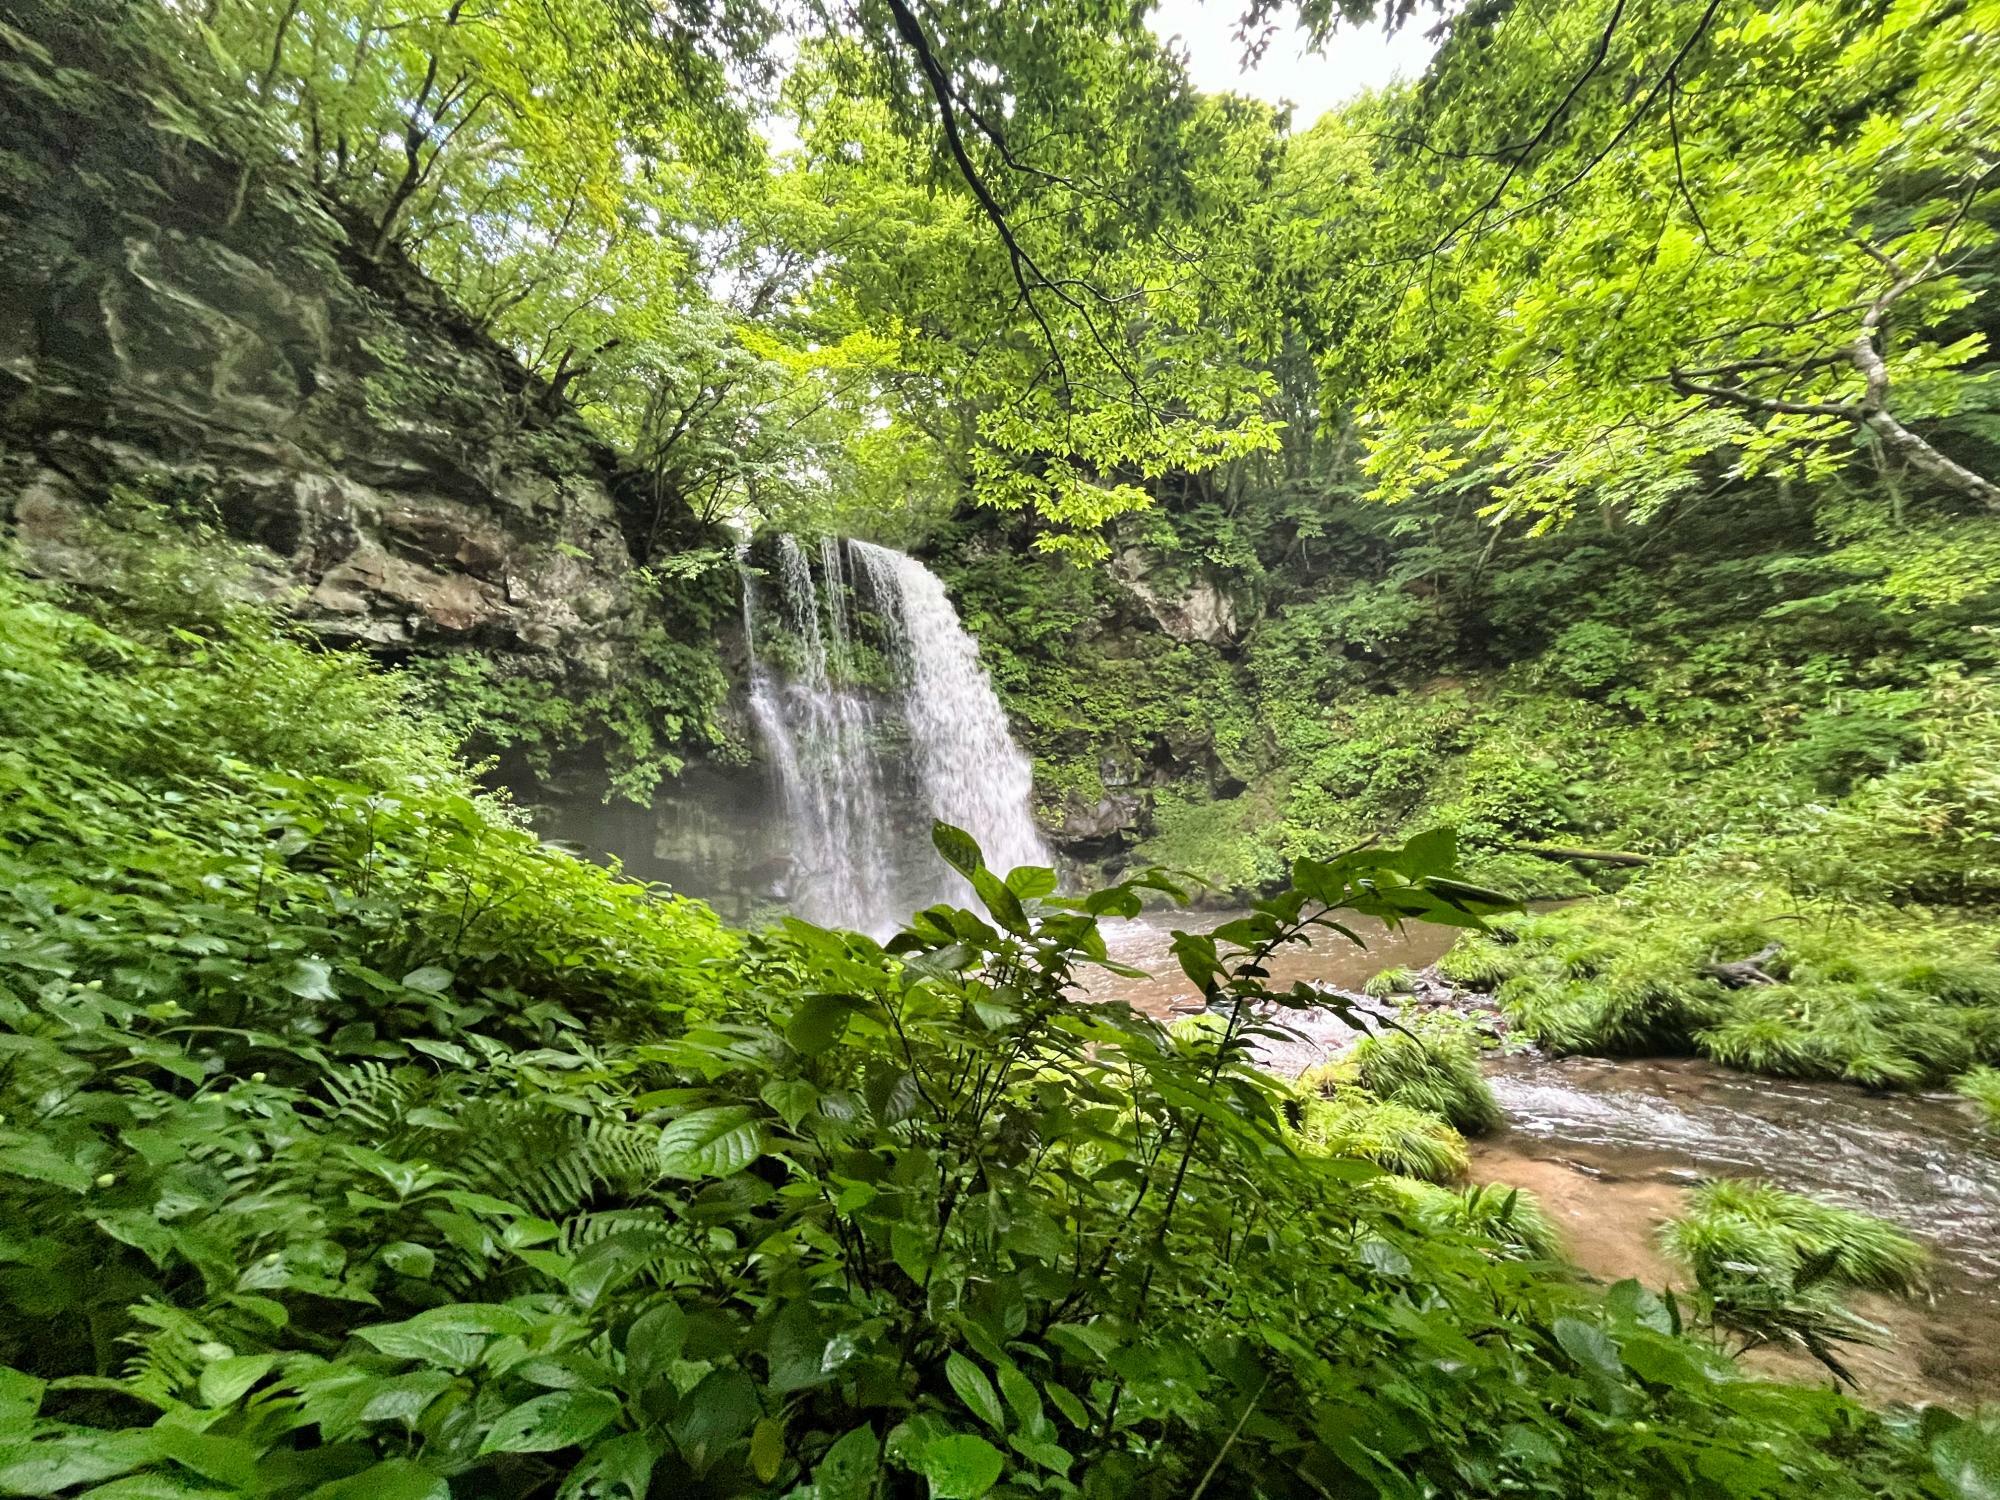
xmin=739 ymin=535 xmax=1051 ymax=932
xmin=849 ymin=541 xmax=1052 ymax=878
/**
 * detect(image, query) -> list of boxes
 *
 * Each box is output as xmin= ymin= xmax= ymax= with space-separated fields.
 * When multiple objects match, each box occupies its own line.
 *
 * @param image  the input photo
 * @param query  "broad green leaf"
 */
xmin=479 ymin=1389 xmax=621 ymax=1455
xmin=932 ymin=822 xmax=985 ymax=878
xmin=971 ymin=868 xmax=1028 ymax=935
xmin=766 ymin=1300 xmax=840 ymax=1393
xmin=304 ymin=1458 xmax=450 ymax=1500
xmin=1552 ymin=1317 xmax=1623 ymax=1381
xmin=945 ymin=1353 xmax=1003 ymax=1431
xmin=918 ymin=1433 xmax=1004 ymax=1499
xmin=147 ymin=1427 xmax=260 ymax=1488
xmin=658 ymin=1106 xmax=764 ymax=1180
xmin=0 ymin=1369 xmax=45 ymax=1427
xmin=1171 ymin=931 xmax=1220 ymax=993
xmin=1933 ymin=1416 xmax=2000 ymax=1500
xmin=197 ymin=1354 xmax=278 ymax=1408
xmin=0 ymin=1432 xmax=159 ymax=1494
xmin=381 ymin=1242 xmax=435 ymax=1279
xmin=750 ymin=1418 xmax=785 ymax=1483
xmin=813 ymin=1424 xmax=881 ymax=1500
xmin=355 ymin=1321 xmax=484 ymax=1370
xmin=281 ymin=959 xmax=337 ymax=1000
xmin=787 ymin=994 xmax=856 ymax=1055
xmin=761 ymin=1076 xmax=820 ymax=1128
xmin=995 ymin=1364 xmax=1042 ymax=1428
xmin=1007 ymin=1431 xmax=1071 ymax=1476
xmin=399 ymin=966 xmax=455 ymax=994
xmin=668 ymin=1369 xmax=759 ymax=1468
xmin=1004 ymin=865 xmax=1057 ymax=898
xmin=1394 ymin=826 xmax=1457 ymax=877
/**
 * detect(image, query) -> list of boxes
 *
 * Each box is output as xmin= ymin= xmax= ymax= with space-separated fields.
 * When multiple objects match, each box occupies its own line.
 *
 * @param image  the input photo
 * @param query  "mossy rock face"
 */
xmin=0 ymin=18 xmax=662 ymax=672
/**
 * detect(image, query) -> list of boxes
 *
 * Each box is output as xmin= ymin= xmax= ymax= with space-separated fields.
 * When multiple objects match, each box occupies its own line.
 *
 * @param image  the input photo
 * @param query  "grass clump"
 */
xmin=1363 ymin=965 xmax=1417 ymax=999
xmin=1351 ymin=1014 xmax=1504 ymax=1134
xmin=1372 ymin=1177 xmax=1564 ymax=1261
xmin=1662 ymin=1179 xmax=1929 ymax=1299
xmin=1478 ymin=883 xmax=2000 ymax=1094
xmin=1436 ymin=933 xmax=1516 ymax=989
xmin=1295 ymin=1094 xmax=1470 ymax=1182
xmin=1660 ymin=1179 xmax=1929 ymax=1380
xmin=1956 ymin=1066 xmax=2000 ymax=1127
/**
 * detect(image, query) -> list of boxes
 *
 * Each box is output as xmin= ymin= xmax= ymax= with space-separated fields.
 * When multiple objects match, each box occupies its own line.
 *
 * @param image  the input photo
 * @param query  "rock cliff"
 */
xmin=0 ymin=15 xmax=647 ymax=682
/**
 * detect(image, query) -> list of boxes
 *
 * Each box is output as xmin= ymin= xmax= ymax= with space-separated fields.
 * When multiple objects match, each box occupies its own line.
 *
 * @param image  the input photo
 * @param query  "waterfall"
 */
xmin=849 ymin=540 xmax=1053 ymax=880
xmin=738 ymin=536 xmax=1051 ymax=932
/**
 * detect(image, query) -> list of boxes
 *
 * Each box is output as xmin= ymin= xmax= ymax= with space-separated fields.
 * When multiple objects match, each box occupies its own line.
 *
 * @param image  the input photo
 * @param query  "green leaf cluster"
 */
xmin=0 ymin=565 xmax=1977 ymax=1498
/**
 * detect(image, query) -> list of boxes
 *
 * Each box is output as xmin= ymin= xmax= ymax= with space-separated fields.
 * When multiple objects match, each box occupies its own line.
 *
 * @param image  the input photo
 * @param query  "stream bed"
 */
xmin=1082 ymin=911 xmax=2000 ymax=1406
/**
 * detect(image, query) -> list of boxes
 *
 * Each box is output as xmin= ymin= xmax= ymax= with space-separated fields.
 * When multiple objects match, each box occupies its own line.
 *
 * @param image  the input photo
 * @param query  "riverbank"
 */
xmin=1081 ymin=912 xmax=2000 ymax=1409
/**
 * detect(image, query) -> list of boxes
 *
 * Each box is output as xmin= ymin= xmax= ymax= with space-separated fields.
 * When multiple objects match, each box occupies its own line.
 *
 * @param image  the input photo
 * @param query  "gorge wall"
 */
xmin=0 ymin=16 xmax=653 ymax=679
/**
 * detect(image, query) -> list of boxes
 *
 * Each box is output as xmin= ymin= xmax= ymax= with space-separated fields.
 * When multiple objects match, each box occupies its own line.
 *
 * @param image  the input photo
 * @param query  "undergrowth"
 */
xmin=1441 ymin=885 xmax=2000 ymax=1094
xmin=0 ymin=558 xmax=1987 ymax=1497
xmin=1349 ymin=1014 xmax=1505 ymax=1135
xmin=1957 ymin=1067 xmax=2000 ymax=1127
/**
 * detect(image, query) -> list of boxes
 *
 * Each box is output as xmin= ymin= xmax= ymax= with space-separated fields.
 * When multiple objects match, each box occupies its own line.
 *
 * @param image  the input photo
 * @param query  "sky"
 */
xmin=1147 ymin=1 xmax=1441 ymax=127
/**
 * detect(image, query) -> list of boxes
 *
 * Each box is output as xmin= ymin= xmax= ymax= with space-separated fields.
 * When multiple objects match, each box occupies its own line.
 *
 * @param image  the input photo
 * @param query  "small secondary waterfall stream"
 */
xmin=740 ymin=535 xmax=1051 ymax=933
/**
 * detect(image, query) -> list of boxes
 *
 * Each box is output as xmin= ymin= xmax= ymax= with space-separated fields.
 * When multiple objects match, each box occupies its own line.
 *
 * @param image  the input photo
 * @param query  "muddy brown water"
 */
xmin=1082 ymin=911 xmax=2000 ymax=1407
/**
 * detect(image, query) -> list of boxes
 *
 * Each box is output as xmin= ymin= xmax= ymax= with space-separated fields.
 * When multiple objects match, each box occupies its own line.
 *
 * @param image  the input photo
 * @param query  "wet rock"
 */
xmin=1056 ymin=789 xmax=1143 ymax=842
xmin=0 ymin=75 xmax=648 ymax=679
xmin=1108 ymin=546 xmax=1243 ymax=646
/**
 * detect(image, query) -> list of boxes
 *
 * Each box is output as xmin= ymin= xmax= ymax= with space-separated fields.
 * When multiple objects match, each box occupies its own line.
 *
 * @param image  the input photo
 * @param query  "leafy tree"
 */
xmin=1283 ymin=0 xmax=1999 ymax=527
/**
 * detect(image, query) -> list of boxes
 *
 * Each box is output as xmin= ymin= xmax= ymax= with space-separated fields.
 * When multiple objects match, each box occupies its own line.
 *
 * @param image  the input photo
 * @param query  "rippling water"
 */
xmin=1082 ymin=912 xmax=2000 ymax=1402
xmin=1486 ymin=1054 xmax=2000 ymax=1289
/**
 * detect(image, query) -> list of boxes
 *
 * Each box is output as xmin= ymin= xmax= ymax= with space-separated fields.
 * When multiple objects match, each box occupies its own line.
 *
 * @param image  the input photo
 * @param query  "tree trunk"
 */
xmin=1861 ymin=408 xmax=2000 ymax=511
xmin=1515 ymin=844 xmax=1653 ymax=867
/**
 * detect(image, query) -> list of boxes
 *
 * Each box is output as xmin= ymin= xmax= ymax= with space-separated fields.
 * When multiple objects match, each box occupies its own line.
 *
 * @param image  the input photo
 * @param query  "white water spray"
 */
xmin=738 ymin=536 xmax=1051 ymax=932
xmin=849 ymin=540 xmax=1052 ymax=880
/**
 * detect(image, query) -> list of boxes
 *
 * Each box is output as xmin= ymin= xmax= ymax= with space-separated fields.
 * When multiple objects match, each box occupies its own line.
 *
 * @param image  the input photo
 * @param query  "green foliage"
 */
xmin=410 ymin=625 xmax=736 ymax=805
xmin=0 ymin=567 xmax=1974 ymax=1498
xmin=1306 ymin=0 xmax=2000 ymax=524
xmin=1664 ymin=1181 xmax=1930 ymax=1301
xmin=1662 ymin=1180 xmax=1931 ymax=1381
xmin=1350 ymin=1014 xmax=1505 ymax=1135
xmin=1361 ymin=966 xmax=1415 ymax=999
xmin=1294 ymin=1094 xmax=1471 ymax=1184
xmin=1371 ymin=1179 xmax=1566 ymax=1264
xmin=1471 ymin=892 xmax=2000 ymax=1093
xmin=1437 ymin=935 xmax=1517 ymax=990
xmin=1130 ymin=789 xmax=1284 ymax=897
xmin=1953 ymin=1067 xmax=2000 ymax=1128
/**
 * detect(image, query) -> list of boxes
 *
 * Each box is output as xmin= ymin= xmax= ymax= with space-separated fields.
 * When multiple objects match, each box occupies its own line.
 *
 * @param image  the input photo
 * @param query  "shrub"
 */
xmin=1350 ymin=1015 xmax=1505 ymax=1134
xmin=1362 ymin=965 xmax=1417 ymax=999
xmin=1296 ymin=1094 xmax=1472 ymax=1182
xmin=1662 ymin=1179 xmax=1929 ymax=1299
xmin=1661 ymin=1180 xmax=1929 ymax=1384
xmin=1480 ymin=879 xmax=2000 ymax=1092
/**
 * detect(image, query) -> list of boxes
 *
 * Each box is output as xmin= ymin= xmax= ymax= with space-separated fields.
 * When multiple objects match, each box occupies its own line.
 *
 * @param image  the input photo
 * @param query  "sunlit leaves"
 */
xmin=1287 ymin=0 xmax=1999 ymax=523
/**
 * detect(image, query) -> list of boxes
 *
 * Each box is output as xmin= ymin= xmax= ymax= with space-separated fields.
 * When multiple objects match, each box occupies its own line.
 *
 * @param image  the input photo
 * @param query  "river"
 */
xmin=1080 ymin=909 xmax=2000 ymax=1407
